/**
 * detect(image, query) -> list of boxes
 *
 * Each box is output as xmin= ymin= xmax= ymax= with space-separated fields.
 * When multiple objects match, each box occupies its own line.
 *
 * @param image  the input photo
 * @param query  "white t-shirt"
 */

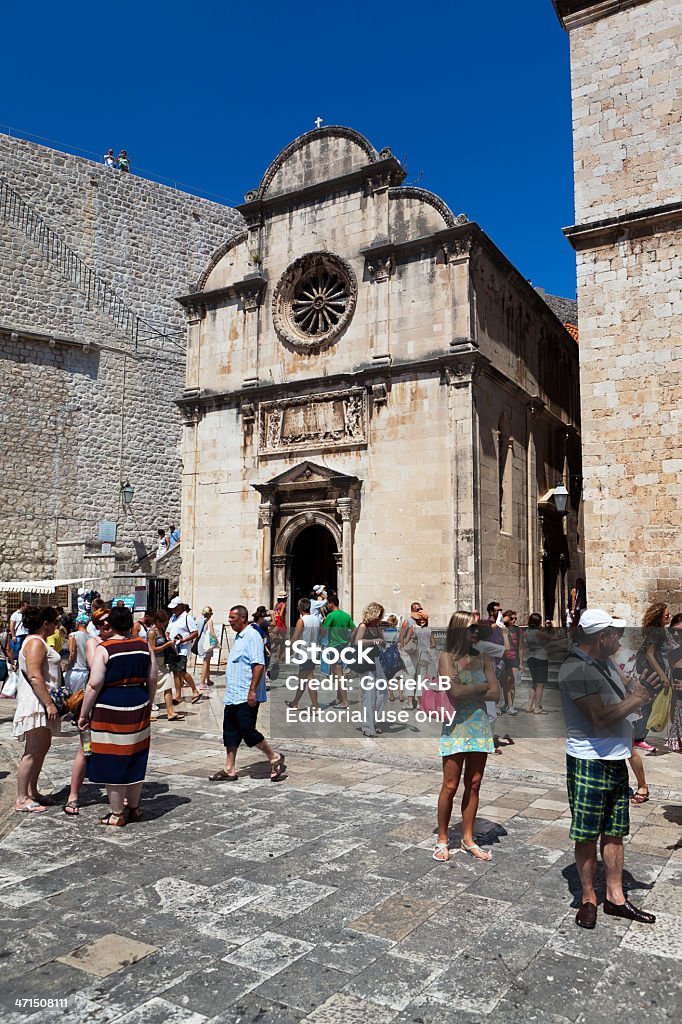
xmin=168 ymin=611 xmax=195 ymax=656
xmin=10 ymin=610 xmax=28 ymax=637
xmin=558 ymin=651 xmax=632 ymax=760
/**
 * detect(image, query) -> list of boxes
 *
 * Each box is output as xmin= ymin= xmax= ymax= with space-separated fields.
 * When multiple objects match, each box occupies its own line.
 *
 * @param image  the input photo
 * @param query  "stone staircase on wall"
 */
xmin=0 ymin=175 xmax=183 ymax=354
xmin=154 ymin=542 xmax=182 ymax=595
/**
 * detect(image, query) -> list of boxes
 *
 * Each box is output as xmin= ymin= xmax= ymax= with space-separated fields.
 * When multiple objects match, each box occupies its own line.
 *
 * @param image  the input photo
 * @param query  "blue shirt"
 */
xmin=225 ymin=625 xmax=266 ymax=705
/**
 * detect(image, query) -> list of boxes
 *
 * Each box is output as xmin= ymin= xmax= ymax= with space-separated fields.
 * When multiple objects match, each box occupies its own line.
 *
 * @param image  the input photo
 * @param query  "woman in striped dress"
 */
xmin=78 ymin=606 xmax=157 ymax=826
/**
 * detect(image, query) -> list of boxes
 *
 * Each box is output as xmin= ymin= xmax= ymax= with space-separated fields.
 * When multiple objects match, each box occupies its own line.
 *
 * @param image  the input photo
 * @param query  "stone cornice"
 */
xmin=235 ymin=156 xmax=406 ymax=224
xmin=552 ymin=0 xmax=652 ymax=30
xmin=0 ymin=321 xmax=98 ymax=353
xmin=563 ymin=201 xmax=682 ymax=250
xmin=175 ymin=349 xmax=485 ymax=414
xmin=176 ymin=274 xmax=267 ymax=315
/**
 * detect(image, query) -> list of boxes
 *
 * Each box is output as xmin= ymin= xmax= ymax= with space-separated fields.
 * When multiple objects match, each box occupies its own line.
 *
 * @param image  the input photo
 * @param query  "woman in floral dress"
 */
xmin=434 ymin=610 xmax=500 ymax=863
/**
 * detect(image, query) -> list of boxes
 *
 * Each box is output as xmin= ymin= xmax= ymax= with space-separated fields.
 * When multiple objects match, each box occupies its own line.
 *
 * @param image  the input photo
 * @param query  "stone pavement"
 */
xmin=1 ymin=683 xmax=681 ymax=1024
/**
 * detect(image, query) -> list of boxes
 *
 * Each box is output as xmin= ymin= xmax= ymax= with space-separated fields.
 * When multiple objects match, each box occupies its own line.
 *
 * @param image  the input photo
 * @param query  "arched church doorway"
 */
xmin=289 ymin=525 xmax=338 ymax=626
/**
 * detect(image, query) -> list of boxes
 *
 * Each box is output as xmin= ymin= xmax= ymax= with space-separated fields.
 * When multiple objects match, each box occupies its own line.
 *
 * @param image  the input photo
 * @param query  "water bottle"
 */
xmin=80 ymin=725 xmax=92 ymax=756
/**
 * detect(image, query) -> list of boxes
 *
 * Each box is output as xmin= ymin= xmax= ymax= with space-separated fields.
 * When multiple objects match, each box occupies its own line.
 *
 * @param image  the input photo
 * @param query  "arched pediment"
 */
xmin=249 ymin=126 xmax=381 ymax=202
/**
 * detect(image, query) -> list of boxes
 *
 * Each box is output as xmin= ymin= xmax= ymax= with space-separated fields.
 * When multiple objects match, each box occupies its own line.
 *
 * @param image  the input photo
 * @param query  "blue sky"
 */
xmin=3 ymin=0 xmax=576 ymax=298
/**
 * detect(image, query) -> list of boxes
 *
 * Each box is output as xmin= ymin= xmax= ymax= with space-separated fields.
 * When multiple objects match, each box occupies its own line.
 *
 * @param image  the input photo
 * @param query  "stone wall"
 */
xmin=569 ymin=0 xmax=682 ymax=221
xmin=0 ymin=134 xmax=243 ymax=594
xmin=558 ymin=0 xmax=682 ymax=621
xmin=577 ymin=228 xmax=682 ymax=615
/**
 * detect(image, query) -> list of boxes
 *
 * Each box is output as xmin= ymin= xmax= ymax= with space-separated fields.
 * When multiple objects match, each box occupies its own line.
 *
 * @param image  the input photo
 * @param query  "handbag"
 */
xmin=65 ymin=688 xmax=85 ymax=716
xmin=378 ymin=641 xmax=405 ymax=679
xmin=647 ymin=686 xmax=672 ymax=731
xmin=419 ymin=676 xmax=454 ymax=720
xmin=191 ymin=617 xmax=207 ymax=657
xmin=1 ymin=669 xmax=18 ymax=698
xmin=20 ymin=667 xmax=72 ymax=717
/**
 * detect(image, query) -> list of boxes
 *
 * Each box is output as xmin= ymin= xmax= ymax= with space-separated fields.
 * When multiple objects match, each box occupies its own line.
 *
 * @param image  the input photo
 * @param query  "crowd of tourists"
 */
xmin=1 ymin=586 xmax=680 ymax=930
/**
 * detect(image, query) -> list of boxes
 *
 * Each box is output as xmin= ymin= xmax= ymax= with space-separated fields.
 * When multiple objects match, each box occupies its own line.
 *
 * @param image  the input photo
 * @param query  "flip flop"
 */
xmin=191 ymin=695 xmax=203 ymax=704
xmin=15 ymin=800 xmax=47 ymax=814
xmin=433 ymin=842 xmax=450 ymax=862
xmin=631 ymin=787 xmax=650 ymax=804
xmin=208 ymin=769 xmax=239 ymax=782
xmin=270 ymin=755 xmax=286 ymax=781
xmin=167 ymin=713 xmax=186 ymax=721
xmin=63 ymin=800 xmax=80 ymax=816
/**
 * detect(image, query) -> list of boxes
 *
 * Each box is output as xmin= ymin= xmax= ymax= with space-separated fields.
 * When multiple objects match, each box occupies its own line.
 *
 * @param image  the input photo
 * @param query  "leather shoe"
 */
xmin=603 ymin=898 xmax=656 ymax=924
xmin=575 ymin=902 xmax=597 ymax=929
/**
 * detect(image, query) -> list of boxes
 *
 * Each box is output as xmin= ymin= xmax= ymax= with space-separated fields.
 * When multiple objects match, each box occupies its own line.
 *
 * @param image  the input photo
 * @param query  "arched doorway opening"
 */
xmin=289 ymin=525 xmax=338 ymax=625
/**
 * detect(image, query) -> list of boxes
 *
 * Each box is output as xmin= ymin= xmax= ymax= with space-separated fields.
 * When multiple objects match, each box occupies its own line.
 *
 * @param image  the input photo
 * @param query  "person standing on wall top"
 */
xmin=117 ymin=150 xmax=131 ymax=173
xmin=103 ymin=148 xmax=115 ymax=167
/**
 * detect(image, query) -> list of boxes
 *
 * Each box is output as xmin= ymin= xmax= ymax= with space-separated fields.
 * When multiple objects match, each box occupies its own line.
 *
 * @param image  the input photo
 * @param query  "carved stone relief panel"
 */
xmin=258 ymin=388 xmax=368 ymax=455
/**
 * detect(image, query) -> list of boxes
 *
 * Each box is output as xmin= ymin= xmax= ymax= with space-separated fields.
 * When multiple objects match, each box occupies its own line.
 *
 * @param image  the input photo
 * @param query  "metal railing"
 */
xmin=0 ymin=175 xmax=185 ymax=353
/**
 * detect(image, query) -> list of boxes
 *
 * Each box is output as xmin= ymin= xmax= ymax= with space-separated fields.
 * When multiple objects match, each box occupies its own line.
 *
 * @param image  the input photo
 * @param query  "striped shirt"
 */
xmin=101 ymin=636 xmax=150 ymax=689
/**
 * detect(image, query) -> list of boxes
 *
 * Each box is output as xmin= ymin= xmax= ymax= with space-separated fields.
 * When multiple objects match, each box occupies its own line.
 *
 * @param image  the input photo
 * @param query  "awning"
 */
xmin=0 ymin=577 xmax=103 ymax=595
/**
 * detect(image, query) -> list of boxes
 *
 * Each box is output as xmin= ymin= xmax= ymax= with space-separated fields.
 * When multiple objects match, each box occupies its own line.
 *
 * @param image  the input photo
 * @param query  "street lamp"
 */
xmin=553 ymin=481 xmax=569 ymax=513
xmin=121 ymin=481 xmax=135 ymax=506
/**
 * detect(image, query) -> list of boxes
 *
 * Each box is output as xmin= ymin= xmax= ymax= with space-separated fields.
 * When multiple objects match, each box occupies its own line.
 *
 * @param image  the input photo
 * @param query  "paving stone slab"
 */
xmin=222 ymin=931 xmax=314 ymax=978
xmin=0 ymin=961 xmax=86 ymax=1016
xmin=207 ymin=994 xmax=305 ymax=1024
xmin=466 ymin=918 xmax=555 ymax=974
xmin=349 ymin=893 xmax=441 ymax=942
xmin=342 ymin=949 xmax=448 ymax=1011
xmin=306 ymin=927 xmax=394 ymax=974
xmin=298 ymin=992 xmax=399 ymax=1024
xmin=253 ymin=958 xmax=348 ymax=1014
xmin=420 ymin=952 xmax=513 ymax=1015
xmin=619 ymin=910 xmax=682 ymax=961
xmin=253 ymin=878 xmax=337 ymax=918
xmin=507 ymin=949 xmax=608 ymax=1020
xmin=57 ymin=932 xmax=159 ymax=977
xmin=163 ymin=963 xmax=262 ymax=1017
xmin=112 ymin=996 xmax=209 ymax=1023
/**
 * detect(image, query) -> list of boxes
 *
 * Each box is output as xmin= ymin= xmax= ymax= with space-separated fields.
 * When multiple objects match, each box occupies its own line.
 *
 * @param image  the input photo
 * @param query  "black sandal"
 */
xmin=99 ymin=812 xmax=126 ymax=827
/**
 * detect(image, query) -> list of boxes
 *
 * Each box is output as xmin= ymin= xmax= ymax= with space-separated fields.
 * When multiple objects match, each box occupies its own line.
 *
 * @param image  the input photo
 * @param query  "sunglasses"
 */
xmin=99 ymin=620 xmax=111 ymax=629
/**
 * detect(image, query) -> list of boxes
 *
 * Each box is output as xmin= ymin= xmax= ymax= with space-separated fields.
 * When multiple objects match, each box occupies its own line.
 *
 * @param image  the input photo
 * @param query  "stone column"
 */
xmin=336 ymin=498 xmax=354 ymax=615
xmin=258 ymin=502 xmax=274 ymax=607
xmin=272 ymin=555 xmax=289 ymax=606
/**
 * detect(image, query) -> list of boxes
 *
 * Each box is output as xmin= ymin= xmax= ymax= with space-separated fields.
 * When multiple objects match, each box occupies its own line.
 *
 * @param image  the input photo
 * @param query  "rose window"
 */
xmin=273 ymin=252 xmax=357 ymax=351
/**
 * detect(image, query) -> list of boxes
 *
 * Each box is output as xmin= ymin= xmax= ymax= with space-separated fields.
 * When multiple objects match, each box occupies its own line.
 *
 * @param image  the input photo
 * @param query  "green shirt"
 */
xmin=323 ymin=609 xmax=355 ymax=647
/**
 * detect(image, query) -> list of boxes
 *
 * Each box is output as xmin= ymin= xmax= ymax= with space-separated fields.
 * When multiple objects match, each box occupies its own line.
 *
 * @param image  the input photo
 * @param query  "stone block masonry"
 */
xmin=556 ymin=0 xmax=682 ymax=621
xmin=0 ymin=134 xmax=244 ymax=589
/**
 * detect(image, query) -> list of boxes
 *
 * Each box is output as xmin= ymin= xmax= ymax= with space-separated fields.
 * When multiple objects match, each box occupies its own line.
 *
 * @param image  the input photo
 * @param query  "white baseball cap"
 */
xmin=313 ymin=585 xmax=325 ymax=594
xmin=168 ymin=596 xmax=184 ymax=609
xmin=579 ymin=609 xmax=626 ymax=634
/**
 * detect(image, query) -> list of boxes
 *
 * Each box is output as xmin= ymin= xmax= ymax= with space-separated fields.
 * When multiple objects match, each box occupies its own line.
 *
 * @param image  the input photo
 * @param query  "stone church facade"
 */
xmin=178 ymin=127 xmax=582 ymax=624
xmin=554 ymin=0 xmax=682 ymax=620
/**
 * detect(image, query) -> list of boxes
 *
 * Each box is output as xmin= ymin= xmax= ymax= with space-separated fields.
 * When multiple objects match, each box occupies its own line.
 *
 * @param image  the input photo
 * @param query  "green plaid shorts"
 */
xmin=566 ymin=755 xmax=630 ymax=842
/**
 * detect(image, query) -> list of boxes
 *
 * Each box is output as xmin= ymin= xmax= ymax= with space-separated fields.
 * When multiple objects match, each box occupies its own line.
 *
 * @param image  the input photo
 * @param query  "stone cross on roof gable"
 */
xmin=315 ymin=117 xmax=323 ymax=129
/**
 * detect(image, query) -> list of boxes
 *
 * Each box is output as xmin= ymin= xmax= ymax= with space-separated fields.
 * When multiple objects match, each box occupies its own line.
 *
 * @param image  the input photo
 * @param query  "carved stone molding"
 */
xmin=366 ymin=255 xmax=394 ymax=282
xmin=441 ymin=233 xmax=474 ymax=262
xmin=367 ymin=172 xmax=397 ymax=196
xmin=183 ymin=300 xmax=206 ymax=322
xmin=259 ymin=388 xmax=367 ymax=455
xmin=443 ymin=360 xmax=479 ymax=388
xmin=241 ymin=402 xmax=256 ymax=428
xmin=336 ymin=497 xmax=355 ymax=522
xmin=258 ymin=502 xmax=274 ymax=527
